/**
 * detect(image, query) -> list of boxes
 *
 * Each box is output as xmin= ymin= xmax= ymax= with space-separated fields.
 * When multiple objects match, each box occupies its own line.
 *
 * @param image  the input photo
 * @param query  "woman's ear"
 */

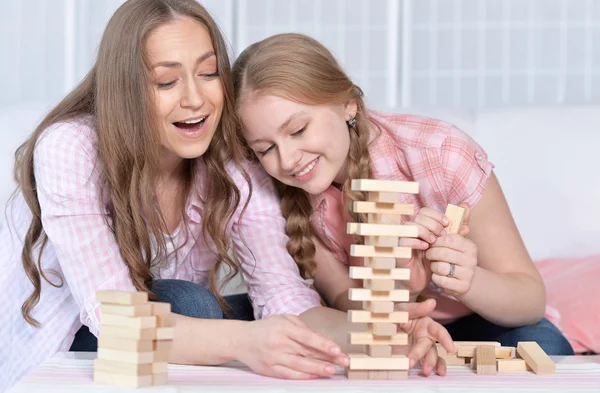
xmin=344 ymin=99 xmax=358 ymax=121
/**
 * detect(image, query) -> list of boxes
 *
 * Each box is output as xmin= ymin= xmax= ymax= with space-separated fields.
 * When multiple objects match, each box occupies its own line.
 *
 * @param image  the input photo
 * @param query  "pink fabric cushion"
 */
xmin=535 ymin=255 xmax=600 ymax=354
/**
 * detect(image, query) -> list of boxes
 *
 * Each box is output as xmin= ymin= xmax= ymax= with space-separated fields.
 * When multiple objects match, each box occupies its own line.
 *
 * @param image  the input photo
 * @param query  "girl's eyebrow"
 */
xmin=151 ymin=51 xmax=215 ymax=69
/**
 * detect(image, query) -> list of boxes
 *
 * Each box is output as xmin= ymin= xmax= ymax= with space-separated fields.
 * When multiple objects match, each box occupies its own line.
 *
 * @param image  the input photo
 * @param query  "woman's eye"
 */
xmin=258 ymin=145 xmax=275 ymax=156
xmin=157 ymin=81 xmax=176 ymax=89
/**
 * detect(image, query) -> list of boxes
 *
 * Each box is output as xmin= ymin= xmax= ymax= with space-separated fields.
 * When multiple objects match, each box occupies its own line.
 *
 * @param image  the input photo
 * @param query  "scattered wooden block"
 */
xmin=348 ymin=354 xmax=409 ymax=370
xmin=475 ymin=345 xmax=497 ymax=375
xmin=96 ymin=291 xmax=148 ymax=306
xmin=517 ymin=342 xmax=555 ymax=375
xmin=351 ymin=179 xmax=419 ymax=194
xmin=497 ymin=358 xmax=532 ymax=372
xmin=350 ymin=245 xmax=412 ymax=259
xmin=455 ymin=341 xmax=501 ymax=347
xmin=94 ymin=370 xmax=152 ymax=388
xmin=100 ymin=303 xmax=153 ymax=317
xmin=457 ymin=346 xmax=515 ymax=359
xmin=348 ymin=310 xmax=408 ymax=324
xmin=100 ymin=313 xmax=157 ymax=329
xmin=347 ymin=223 xmax=418 ymax=237
xmin=352 ymin=201 xmax=414 ymax=215
xmin=349 ymin=288 xmax=409 ymax=302
xmin=98 ymin=336 xmax=153 ymax=352
xmin=349 ymin=267 xmax=410 ymax=280
xmin=444 ymin=204 xmax=466 ymax=234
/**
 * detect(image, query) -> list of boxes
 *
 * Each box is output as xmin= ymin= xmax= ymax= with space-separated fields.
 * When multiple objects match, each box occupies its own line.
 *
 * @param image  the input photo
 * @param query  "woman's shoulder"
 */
xmin=35 ymin=115 xmax=98 ymax=160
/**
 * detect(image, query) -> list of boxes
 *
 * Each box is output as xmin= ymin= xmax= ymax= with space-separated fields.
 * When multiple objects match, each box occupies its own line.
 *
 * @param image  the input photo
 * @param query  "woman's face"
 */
xmin=146 ymin=16 xmax=224 ymax=169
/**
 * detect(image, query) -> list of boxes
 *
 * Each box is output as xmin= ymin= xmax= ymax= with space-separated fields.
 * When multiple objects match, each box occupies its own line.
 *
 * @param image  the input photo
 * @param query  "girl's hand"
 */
xmin=426 ymin=203 xmax=477 ymax=297
xmin=234 ymin=315 xmax=349 ymax=379
xmin=393 ymin=316 xmax=455 ymax=376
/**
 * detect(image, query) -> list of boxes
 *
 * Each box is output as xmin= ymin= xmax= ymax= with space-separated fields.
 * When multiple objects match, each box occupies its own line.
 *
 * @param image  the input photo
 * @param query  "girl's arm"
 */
xmin=428 ymin=172 xmax=546 ymax=326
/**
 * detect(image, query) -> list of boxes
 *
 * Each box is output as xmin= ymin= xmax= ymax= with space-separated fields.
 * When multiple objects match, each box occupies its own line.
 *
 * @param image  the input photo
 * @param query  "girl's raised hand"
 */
xmin=234 ymin=314 xmax=349 ymax=379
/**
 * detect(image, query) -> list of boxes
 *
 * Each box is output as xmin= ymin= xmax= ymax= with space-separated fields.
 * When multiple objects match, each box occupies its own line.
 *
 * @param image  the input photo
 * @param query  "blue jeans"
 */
xmin=444 ymin=313 xmax=574 ymax=355
xmin=69 ymin=279 xmax=254 ymax=352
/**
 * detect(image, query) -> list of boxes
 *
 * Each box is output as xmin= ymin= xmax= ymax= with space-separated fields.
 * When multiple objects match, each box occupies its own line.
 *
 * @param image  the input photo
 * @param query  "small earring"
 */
xmin=347 ymin=117 xmax=357 ymax=128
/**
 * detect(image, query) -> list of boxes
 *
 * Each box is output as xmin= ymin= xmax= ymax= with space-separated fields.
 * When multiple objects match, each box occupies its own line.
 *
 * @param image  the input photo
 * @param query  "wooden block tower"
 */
xmin=345 ymin=179 xmax=420 ymax=380
xmin=93 ymin=291 xmax=175 ymax=388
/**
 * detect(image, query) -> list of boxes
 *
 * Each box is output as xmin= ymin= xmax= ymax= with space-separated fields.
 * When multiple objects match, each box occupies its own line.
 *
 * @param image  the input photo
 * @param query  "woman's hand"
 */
xmin=393 ymin=315 xmax=455 ymax=376
xmin=233 ymin=314 xmax=349 ymax=379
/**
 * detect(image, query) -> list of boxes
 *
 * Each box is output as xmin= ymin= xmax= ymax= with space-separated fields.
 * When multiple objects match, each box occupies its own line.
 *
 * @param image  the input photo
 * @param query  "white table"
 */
xmin=9 ymin=352 xmax=600 ymax=393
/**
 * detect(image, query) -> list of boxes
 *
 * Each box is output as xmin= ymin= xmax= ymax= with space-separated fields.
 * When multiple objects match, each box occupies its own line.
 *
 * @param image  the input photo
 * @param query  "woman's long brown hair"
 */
xmin=15 ymin=0 xmax=248 ymax=327
xmin=233 ymin=33 xmax=374 ymax=279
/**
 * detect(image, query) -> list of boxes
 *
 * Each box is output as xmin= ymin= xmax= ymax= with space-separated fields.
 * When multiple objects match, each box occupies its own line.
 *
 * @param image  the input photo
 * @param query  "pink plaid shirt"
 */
xmin=309 ymin=111 xmax=494 ymax=323
xmin=0 ymin=118 xmax=321 ymax=390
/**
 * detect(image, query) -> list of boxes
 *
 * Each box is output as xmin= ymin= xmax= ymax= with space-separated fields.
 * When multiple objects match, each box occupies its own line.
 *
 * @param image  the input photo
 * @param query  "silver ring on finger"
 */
xmin=447 ymin=263 xmax=456 ymax=278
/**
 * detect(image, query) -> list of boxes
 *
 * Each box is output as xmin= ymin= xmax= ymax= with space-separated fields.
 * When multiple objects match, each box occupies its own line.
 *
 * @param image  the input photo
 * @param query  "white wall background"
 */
xmin=1 ymin=0 xmax=600 ymax=112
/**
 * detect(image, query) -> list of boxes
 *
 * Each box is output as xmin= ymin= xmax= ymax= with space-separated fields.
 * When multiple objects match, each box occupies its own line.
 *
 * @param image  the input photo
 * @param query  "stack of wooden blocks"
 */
xmin=437 ymin=341 xmax=556 ymax=375
xmin=345 ymin=179 xmax=420 ymax=380
xmin=93 ymin=291 xmax=175 ymax=388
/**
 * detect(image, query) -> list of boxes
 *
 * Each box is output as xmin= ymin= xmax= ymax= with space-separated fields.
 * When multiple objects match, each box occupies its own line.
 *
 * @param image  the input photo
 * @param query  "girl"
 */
xmin=0 ymin=1 xmax=348 ymax=388
xmin=232 ymin=33 xmax=574 ymax=356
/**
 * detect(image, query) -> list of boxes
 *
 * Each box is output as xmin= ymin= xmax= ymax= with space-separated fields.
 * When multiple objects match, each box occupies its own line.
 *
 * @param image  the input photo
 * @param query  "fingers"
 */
xmin=420 ymin=346 xmax=438 ymax=376
xmin=276 ymin=353 xmax=338 ymax=379
xmin=269 ymin=364 xmax=319 ymax=380
xmin=427 ymin=320 xmax=455 ymax=354
xmin=430 ymin=261 xmax=466 ymax=280
xmin=290 ymin=340 xmax=349 ymax=368
xmin=287 ymin=323 xmax=345 ymax=359
xmin=431 ymin=273 xmax=470 ymax=295
xmin=435 ymin=355 xmax=448 ymax=376
xmin=394 ymin=298 xmax=437 ymax=319
xmin=407 ymin=336 xmax=436 ymax=369
xmin=398 ymin=236 xmax=430 ymax=251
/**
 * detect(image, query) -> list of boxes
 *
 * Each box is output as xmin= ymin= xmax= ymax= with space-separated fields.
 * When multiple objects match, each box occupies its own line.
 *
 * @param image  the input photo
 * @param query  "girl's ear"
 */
xmin=344 ymin=99 xmax=358 ymax=121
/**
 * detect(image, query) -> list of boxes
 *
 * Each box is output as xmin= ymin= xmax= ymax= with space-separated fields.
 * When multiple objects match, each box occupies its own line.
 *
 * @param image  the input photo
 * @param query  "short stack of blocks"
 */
xmin=93 ymin=291 xmax=175 ymax=388
xmin=346 ymin=179 xmax=420 ymax=380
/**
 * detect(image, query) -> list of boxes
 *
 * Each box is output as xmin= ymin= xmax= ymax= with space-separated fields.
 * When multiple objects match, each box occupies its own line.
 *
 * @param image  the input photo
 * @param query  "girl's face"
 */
xmin=239 ymin=94 xmax=356 ymax=195
xmin=147 ymin=16 xmax=224 ymax=170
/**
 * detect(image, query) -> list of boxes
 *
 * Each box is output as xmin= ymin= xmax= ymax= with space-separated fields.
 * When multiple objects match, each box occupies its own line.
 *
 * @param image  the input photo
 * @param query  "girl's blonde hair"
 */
xmin=14 ymin=0 xmax=247 ymax=326
xmin=233 ymin=33 xmax=374 ymax=278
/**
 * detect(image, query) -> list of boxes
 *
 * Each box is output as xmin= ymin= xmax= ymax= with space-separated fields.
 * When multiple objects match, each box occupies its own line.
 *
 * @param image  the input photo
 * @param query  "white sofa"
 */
xmin=1 ymin=103 xmax=599 ymax=286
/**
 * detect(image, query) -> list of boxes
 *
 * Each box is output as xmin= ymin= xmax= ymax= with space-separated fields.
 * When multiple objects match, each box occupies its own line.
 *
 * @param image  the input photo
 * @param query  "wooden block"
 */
xmin=457 ymin=346 xmax=515 ymax=359
xmin=349 ymin=332 xmax=408 ymax=346
xmin=348 ymin=310 xmax=408 ymax=324
xmin=368 ymin=213 xmax=402 ymax=225
xmin=388 ymin=370 xmax=409 ymax=380
xmin=100 ymin=313 xmax=157 ymax=329
xmin=152 ymin=373 xmax=168 ymax=385
xmin=345 ymin=369 xmax=369 ymax=380
xmin=348 ymin=223 xmax=418 ymax=237
xmin=98 ymin=335 xmax=153 ymax=352
xmin=350 ymin=267 xmax=410 ymax=280
xmin=475 ymin=345 xmax=497 ymax=375
xmin=455 ymin=341 xmax=501 ymax=347
xmin=100 ymin=303 xmax=152 ymax=317
xmin=368 ymin=370 xmax=389 ymax=380
xmin=153 ymin=340 xmax=173 ymax=352
xmin=442 ymin=353 xmax=466 ymax=366
xmin=497 ymin=359 xmax=532 ymax=372
xmin=149 ymin=301 xmax=171 ymax=316
xmin=94 ymin=359 xmax=152 ymax=376
xmin=94 ymin=370 xmax=152 ymax=388
xmin=370 ymin=323 xmax=396 ymax=336
xmin=153 ymin=349 xmax=170 ymax=362
xmin=367 ymin=191 xmax=398 ymax=203
xmin=366 ymin=236 xmax=398 ymax=247
xmin=155 ymin=327 xmax=175 ymax=340
xmin=363 ymin=301 xmax=395 ymax=313
xmin=351 ymin=179 xmax=419 ymax=194
xmin=100 ymin=325 xmax=156 ymax=341
xmin=349 ymin=288 xmax=409 ymax=302
xmin=348 ymin=353 xmax=409 ymax=370
xmin=368 ymin=345 xmax=392 ymax=357
xmin=351 ymin=245 xmax=412 ymax=259
xmin=365 ymin=257 xmax=396 ymax=270
xmin=96 ymin=291 xmax=148 ymax=306
xmin=156 ymin=312 xmax=176 ymax=328
xmin=152 ymin=362 xmax=168 ymax=374
xmin=517 ymin=342 xmax=555 ymax=375
xmin=364 ymin=279 xmax=395 ymax=291
xmin=444 ymin=204 xmax=466 ymax=234
xmin=97 ymin=348 xmax=154 ymax=364
xmin=353 ymin=201 xmax=414 ymax=215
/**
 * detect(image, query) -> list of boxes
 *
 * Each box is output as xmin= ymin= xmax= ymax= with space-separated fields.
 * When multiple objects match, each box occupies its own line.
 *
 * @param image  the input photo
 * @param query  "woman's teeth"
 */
xmin=183 ymin=117 xmax=205 ymax=124
xmin=296 ymin=159 xmax=317 ymax=177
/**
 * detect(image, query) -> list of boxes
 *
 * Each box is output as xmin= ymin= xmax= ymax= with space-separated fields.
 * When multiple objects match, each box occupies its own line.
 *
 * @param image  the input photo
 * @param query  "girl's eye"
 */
xmin=201 ymin=72 xmax=219 ymax=79
xmin=157 ymin=81 xmax=176 ymax=89
xmin=258 ymin=145 xmax=275 ymax=156
xmin=292 ymin=126 xmax=306 ymax=136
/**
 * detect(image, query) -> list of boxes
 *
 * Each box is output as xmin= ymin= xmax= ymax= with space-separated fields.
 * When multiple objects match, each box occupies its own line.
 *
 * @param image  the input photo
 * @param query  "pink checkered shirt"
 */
xmin=0 ymin=118 xmax=321 ymax=390
xmin=309 ymin=111 xmax=494 ymax=323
